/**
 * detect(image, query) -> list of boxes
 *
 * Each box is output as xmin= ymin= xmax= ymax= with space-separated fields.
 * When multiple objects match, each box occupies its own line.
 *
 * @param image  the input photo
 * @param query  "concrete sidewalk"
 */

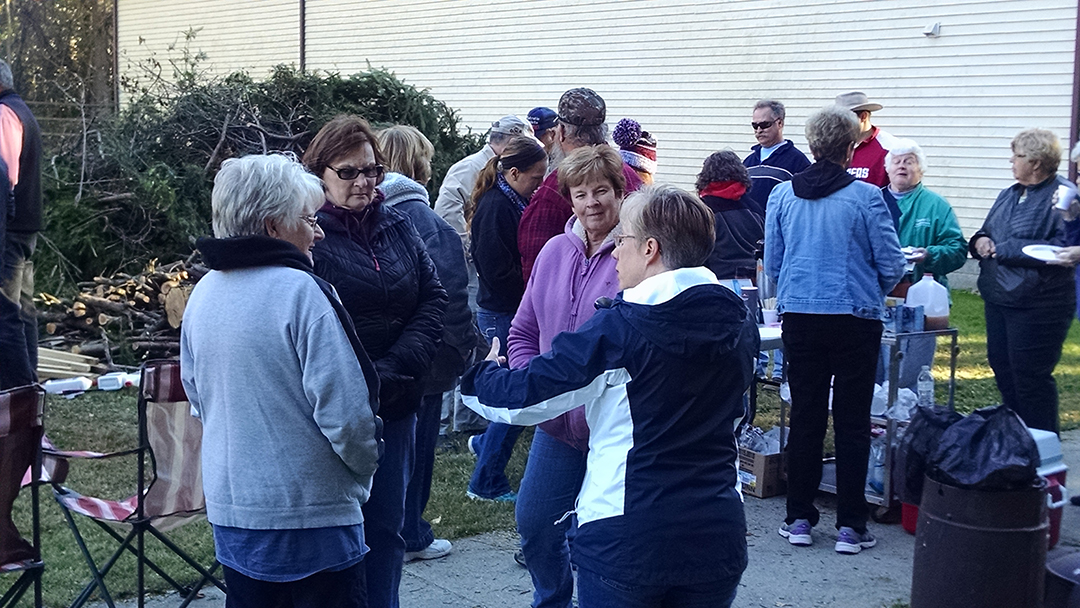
xmin=97 ymin=430 xmax=1080 ymax=608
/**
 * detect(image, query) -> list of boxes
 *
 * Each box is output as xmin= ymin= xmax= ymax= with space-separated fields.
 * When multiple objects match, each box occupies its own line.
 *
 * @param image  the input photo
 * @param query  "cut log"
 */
xmin=164 ymin=284 xmax=194 ymax=328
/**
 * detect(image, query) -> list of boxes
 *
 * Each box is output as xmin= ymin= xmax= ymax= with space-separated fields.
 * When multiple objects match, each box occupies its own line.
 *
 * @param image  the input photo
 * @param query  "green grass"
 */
xmin=1 ymin=391 xmax=531 ymax=607
xmin=3 ymin=289 xmax=1077 ymax=605
xmin=753 ymin=290 xmax=1080 ymax=431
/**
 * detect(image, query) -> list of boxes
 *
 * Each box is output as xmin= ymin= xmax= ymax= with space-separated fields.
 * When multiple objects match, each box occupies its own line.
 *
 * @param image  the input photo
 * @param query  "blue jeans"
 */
xmin=402 ymin=393 xmax=441 ymax=552
xmin=469 ymin=308 xmax=524 ymax=498
xmin=576 ymin=568 xmax=740 ymax=608
xmin=756 ymin=348 xmax=784 ymax=379
xmin=0 ymin=232 xmax=35 ymax=389
xmin=362 ymin=414 xmax=416 ymax=608
xmin=516 ymin=427 xmax=587 ymax=608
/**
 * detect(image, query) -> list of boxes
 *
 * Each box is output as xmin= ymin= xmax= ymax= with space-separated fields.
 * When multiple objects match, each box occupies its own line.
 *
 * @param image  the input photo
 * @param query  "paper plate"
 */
xmin=1022 ymin=244 xmax=1063 ymax=263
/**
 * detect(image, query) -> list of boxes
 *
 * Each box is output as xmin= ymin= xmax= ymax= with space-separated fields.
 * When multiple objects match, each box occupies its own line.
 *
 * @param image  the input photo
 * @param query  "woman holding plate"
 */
xmin=969 ymin=128 xmax=1076 ymax=433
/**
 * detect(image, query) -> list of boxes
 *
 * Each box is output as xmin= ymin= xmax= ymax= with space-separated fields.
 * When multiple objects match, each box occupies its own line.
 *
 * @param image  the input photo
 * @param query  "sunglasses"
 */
xmin=751 ymin=121 xmax=776 ymax=131
xmin=329 ymin=164 xmax=385 ymax=181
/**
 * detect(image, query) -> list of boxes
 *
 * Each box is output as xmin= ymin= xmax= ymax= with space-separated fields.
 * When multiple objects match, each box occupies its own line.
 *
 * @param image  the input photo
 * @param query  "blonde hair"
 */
xmin=377 ymin=125 xmax=435 ymax=185
xmin=1012 ymin=128 xmax=1062 ymax=178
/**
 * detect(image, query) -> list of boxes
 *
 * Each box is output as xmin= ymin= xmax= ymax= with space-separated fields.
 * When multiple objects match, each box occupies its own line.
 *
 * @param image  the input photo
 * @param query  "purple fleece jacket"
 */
xmin=507 ymin=216 xmax=619 ymax=452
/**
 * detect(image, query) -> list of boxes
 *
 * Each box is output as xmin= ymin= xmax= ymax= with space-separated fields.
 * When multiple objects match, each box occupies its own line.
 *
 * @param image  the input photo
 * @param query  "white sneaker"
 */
xmin=404 ymin=538 xmax=452 ymax=563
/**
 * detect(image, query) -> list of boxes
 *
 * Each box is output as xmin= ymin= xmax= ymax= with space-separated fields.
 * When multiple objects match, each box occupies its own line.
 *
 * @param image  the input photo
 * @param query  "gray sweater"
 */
xmin=181 ymin=265 xmax=381 ymax=530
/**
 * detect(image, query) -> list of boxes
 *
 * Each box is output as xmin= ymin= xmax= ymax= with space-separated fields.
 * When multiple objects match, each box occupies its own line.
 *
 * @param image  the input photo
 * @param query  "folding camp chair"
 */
xmin=0 ymin=385 xmax=45 ymax=608
xmin=50 ymin=360 xmax=225 ymax=608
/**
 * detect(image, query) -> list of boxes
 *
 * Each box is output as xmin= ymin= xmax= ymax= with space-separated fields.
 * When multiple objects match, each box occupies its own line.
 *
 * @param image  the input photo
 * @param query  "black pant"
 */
xmin=782 ymin=313 xmax=882 ymax=533
xmin=223 ymin=560 xmax=367 ymax=608
xmin=984 ymin=301 xmax=1073 ymax=434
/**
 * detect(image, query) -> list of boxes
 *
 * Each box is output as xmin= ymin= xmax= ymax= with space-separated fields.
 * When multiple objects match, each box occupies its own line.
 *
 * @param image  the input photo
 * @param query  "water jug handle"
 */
xmin=1048 ymin=485 xmax=1070 ymax=510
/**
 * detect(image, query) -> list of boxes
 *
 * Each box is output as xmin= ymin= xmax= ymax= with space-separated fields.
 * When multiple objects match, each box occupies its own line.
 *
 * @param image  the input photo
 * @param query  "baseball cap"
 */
xmin=558 ymin=88 xmax=606 ymax=127
xmin=528 ymin=107 xmax=558 ymax=133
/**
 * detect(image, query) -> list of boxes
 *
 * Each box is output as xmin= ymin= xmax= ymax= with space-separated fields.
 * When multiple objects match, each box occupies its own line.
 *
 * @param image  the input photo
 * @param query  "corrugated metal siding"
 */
xmin=117 ymin=0 xmax=1077 ymax=237
xmin=304 ymin=0 xmax=1077 ymax=237
xmin=116 ymin=0 xmax=300 ymax=80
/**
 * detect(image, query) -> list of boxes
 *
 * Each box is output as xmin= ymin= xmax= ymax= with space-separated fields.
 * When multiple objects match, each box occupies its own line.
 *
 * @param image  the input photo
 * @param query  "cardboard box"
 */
xmin=738 ymin=446 xmax=786 ymax=498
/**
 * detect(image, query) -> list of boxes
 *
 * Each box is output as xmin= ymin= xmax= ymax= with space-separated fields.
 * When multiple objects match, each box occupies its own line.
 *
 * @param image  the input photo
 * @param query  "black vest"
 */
xmin=0 ymin=91 xmax=42 ymax=233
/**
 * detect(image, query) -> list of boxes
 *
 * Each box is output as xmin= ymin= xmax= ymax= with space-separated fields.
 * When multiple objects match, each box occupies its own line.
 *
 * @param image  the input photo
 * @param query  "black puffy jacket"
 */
xmin=314 ymin=198 xmax=448 ymax=421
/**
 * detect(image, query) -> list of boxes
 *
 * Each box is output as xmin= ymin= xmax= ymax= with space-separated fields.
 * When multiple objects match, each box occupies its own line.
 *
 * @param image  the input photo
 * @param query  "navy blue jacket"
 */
xmin=744 ymin=139 xmax=811 ymax=212
xmin=381 ymin=172 xmax=477 ymax=394
xmin=462 ymin=268 xmax=757 ymax=585
xmin=314 ymin=199 xmax=448 ymax=420
xmin=702 ymin=193 xmax=764 ymax=280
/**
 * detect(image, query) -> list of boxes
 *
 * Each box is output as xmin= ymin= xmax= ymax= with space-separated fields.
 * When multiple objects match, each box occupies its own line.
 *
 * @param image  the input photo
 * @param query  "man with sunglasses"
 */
xmin=743 ymin=99 xmax=810 ymax=213
xmin=835 ymin=92 xmax=898 ymax=188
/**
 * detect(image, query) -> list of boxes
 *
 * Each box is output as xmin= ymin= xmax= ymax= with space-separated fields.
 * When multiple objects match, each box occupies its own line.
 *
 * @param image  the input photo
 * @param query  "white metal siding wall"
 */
xmin=304 ymin=0 xmax=1077 ymax=238
xmin=116 ymin=0 xmax=300 ymax=82
xmin=116 ymin=0 xmax=1076 ymax=237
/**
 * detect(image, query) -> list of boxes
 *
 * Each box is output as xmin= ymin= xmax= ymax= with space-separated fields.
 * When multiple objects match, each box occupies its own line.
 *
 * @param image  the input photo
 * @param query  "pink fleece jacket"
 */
xmin=507 ymin=216 xmax=619 ymax=452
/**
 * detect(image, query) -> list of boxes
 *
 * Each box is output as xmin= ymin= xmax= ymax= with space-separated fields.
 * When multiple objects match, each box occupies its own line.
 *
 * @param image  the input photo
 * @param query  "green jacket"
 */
xmin=885 ymin=182 xmax=967 ymax=290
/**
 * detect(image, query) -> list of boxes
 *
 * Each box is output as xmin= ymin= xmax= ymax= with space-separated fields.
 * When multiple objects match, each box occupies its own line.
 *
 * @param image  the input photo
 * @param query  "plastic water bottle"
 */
xmin=917 ymin=365 xmax=934 ymax=407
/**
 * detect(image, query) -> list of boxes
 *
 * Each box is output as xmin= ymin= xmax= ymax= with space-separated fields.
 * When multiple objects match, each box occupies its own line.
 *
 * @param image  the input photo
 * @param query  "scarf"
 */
xmin=495 ymin=172 xmax=530 ymax=212
xmin=699 ymin=181 xmax=747 ymax=201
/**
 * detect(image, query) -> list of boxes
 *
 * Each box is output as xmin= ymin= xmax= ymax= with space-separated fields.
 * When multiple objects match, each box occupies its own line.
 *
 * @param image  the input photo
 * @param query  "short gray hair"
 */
xmin=805 ymin=105 xmax=860 ymax=165
xmin=620 ymin=185 xmax=715 ymax=270
xmin=0 ymin=62 xmax=14 ymax=91
xmin=885 ymin=138 xmax=927 ymax=173
xmin=212 ymin=154 xmax=324 ymax=238
xmin=754 ymin=99 xmax=785 ymax=121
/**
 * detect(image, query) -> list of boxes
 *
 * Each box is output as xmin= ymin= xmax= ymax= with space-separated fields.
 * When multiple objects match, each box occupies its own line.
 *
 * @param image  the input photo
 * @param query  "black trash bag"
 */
xmin=895 ymin=405 xmax=964 ymax=505
xmin=927 ymin=404 xmax=1041 ymax=491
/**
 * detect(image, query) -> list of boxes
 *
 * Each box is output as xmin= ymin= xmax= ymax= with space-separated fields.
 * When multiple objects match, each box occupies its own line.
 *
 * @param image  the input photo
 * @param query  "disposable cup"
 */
xmin=762 ymin=309 xmax=779 ymax=326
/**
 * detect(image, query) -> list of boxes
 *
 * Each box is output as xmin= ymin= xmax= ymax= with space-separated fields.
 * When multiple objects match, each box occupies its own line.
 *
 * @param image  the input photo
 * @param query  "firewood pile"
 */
xmin=37 ymin=256 xmax=207 ymax=363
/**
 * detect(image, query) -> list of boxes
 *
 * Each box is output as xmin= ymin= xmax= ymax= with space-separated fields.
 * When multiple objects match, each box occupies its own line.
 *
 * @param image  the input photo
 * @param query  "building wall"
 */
xmin=120 ymin=0 xmax=1078 ymax=238
xmin=116 ymin=0 xmax=300 ymax=85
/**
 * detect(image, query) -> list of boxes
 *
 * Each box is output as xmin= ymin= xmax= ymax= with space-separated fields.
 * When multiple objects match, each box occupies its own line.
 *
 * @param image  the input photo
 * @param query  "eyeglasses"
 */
xmin=300 ymin=214 xmax=319 ymax=228
xmin=614 ymin=234 xmax=639 ymax=248
xmin=751 ymin=120 xmax=775 ymax=131
xmin=328 ymin=164 xmax=385 ymax=181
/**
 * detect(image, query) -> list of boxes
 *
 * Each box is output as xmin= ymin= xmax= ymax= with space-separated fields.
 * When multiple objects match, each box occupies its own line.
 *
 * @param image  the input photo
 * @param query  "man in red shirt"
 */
xmin=835 ymin=92 xmax=898 ymax=188
xmin=518 ymin=88 xmax=643 ymax=283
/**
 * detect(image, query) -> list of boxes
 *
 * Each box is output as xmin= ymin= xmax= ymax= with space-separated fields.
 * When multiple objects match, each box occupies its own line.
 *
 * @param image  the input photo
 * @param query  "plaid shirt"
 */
xmin=518 ymin=162 xmax=643 ymax=284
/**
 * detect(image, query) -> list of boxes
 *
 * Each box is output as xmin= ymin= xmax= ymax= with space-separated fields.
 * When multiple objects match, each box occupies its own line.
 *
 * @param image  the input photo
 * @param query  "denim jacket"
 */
xmin=765 ymin=169 xmax=905 ymax=320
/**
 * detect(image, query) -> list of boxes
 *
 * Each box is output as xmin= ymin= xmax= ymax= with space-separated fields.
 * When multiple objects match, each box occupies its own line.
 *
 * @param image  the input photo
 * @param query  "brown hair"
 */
xmin=620 ymin=185 xmax=716 ymax=269
xmin=695 ymin=150 xmax=751 ymax=192
xmin=377 ymin=125 xmax=435 ymax=184
xmin=465 ymin=135 xmax=545 ymax=226
xmin=302 ymin=115 xmax=386 ymax=177
xmin=558 ymin=145 xmax=626 ymax=199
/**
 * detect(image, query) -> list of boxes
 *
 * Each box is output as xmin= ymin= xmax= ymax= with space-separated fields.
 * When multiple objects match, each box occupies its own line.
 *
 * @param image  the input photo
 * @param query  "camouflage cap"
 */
xmin=558 ymin=87 xmax=606 ymax=127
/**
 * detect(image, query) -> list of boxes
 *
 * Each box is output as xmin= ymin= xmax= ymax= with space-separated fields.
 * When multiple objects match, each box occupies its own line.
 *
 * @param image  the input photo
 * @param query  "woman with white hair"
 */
xmin=181 ymin=154 xmax=382 ymax=607
xmin=882 ymin=139 xmax=967 ymax=293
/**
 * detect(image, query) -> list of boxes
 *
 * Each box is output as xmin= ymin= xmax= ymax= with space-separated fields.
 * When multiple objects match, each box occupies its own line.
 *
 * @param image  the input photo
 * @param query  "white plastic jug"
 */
xmin=905 ymin=275 xmax=949 ymax=329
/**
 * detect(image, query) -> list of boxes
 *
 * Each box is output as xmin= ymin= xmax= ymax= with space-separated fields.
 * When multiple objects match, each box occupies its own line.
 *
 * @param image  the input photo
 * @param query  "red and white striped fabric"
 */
xmin=53 ymin=360 xmax=206 ymax=528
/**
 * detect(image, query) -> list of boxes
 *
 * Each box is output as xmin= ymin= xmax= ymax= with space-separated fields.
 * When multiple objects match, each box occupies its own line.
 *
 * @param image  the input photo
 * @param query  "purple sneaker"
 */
xmin=835 ymin=526 xmax=877 ymax=554
xmin=778 ymin=519 xmax=813 ymax=546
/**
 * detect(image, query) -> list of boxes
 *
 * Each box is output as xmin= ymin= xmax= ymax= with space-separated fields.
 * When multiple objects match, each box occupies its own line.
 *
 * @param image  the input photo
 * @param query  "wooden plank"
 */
xmin=38 ymin=347 xmax=100 ymax=366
